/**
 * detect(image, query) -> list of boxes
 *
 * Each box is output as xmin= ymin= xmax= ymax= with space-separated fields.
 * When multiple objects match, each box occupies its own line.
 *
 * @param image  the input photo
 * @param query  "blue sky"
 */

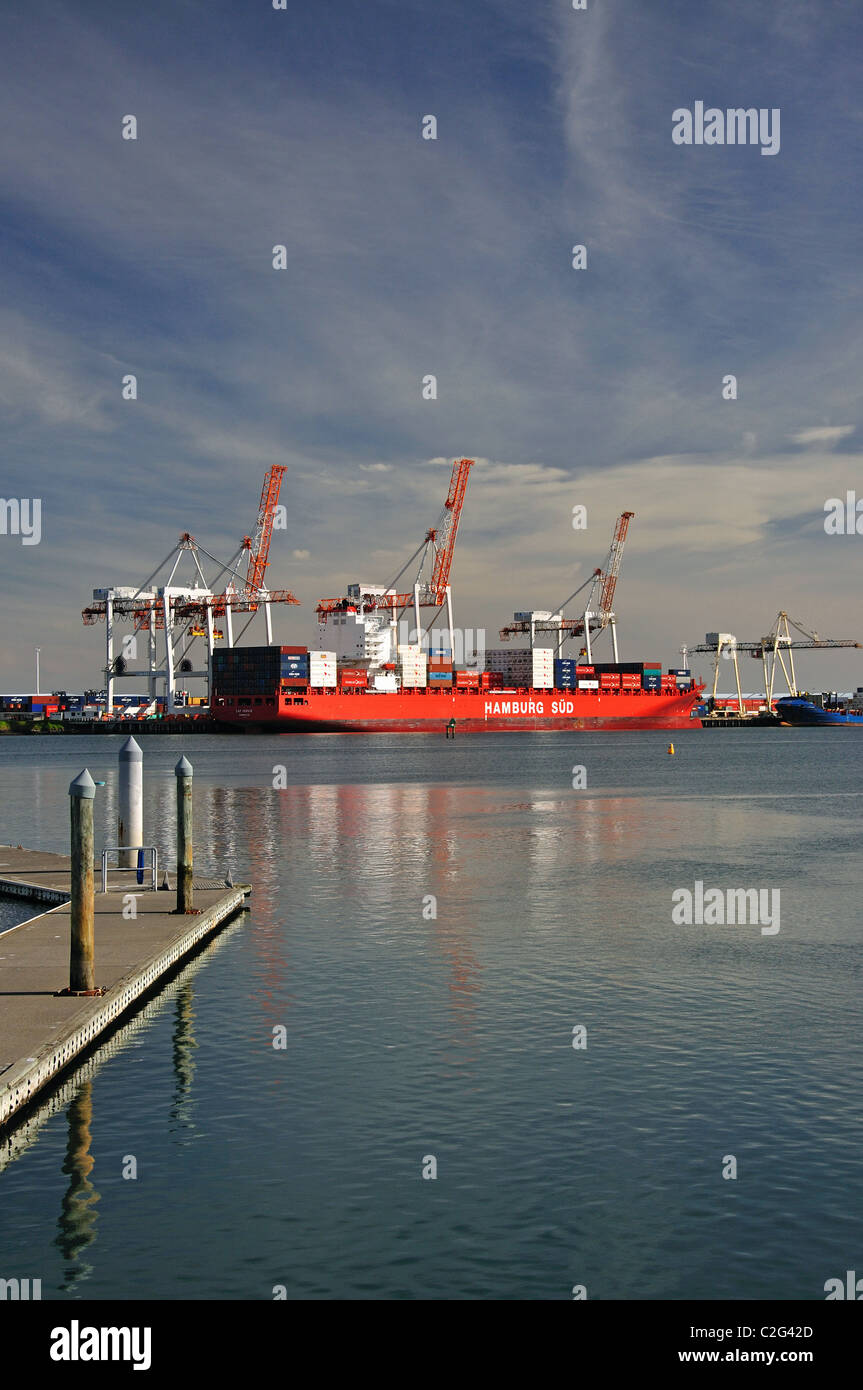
xmin=2 ymin=0 xmax=862 ymax=692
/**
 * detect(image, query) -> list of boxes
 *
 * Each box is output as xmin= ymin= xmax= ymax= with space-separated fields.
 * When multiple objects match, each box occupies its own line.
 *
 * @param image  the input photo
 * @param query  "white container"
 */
xmin=578 ymin=680 xmax=599 ymax=689
xmin=372 ymin=674 xmax=399 ymax=691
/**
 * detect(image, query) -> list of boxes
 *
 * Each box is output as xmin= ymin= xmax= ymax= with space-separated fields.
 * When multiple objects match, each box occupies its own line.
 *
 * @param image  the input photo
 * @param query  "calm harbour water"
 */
xmin=0 ymin=729 xmax=860 ymax=1300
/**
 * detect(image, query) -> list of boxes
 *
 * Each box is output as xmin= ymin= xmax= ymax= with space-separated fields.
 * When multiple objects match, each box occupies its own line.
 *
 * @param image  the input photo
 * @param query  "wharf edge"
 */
xmin=0 ymin=847 xmax=250 ymax=1131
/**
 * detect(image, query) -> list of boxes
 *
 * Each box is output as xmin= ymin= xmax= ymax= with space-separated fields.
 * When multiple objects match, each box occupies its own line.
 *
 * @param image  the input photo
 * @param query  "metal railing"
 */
xmin=100 ymin=846 xmax=159 ymax=894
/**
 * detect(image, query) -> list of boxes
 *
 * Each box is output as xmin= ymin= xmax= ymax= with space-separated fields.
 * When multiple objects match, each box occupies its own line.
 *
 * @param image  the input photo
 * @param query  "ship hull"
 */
xmin=776 ymin=698 xmax=863 ymax=727
xmin=213 ymin=686 xmax=702 ymax=733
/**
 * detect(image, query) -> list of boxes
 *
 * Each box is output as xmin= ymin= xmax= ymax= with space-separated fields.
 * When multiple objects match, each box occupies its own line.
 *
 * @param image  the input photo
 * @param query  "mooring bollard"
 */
xmin=175 ymin=755 xmax=194 ymax=913
xmin=69 ymin=769 xmax=97 ymax=994
xmin=118 ymin=735 xmax=143 ymax=869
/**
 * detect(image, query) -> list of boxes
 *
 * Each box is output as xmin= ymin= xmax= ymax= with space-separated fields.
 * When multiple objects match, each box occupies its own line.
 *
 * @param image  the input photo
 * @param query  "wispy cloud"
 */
xmin=1 ymin=0 xmax=862 ymax=689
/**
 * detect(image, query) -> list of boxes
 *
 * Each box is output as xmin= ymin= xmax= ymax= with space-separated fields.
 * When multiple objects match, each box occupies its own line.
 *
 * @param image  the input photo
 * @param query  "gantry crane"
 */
xmin=316 ymin=458 xmax=474 ymax=650
xmin=499 ymin=510 xmax=634 ymax=660
xmin=82 ymin=466 xmax=299 ymax=710
xmin=688 ymin=612 xmax=862 ymax=714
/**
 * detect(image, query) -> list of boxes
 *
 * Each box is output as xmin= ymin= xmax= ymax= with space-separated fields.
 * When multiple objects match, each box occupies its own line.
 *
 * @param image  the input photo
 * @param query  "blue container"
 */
xmin=642 ymin=673 xmax=662 ymax=690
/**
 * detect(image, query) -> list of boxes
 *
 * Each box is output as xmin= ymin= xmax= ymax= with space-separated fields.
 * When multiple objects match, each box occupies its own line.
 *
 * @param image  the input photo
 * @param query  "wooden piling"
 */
xmin=69 ymin=769 xmax=96 ymax=992
xmin=175 ymin=755 xmax=194 ymax=913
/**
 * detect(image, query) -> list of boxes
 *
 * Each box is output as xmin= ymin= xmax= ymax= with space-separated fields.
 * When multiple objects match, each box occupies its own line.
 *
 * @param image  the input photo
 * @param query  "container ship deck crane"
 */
xmin=82 ymin=466 xmax=299 ymax=711
xmin=315 ymin=458 xmax=474 ymax=658
xmin=499 ymin=510 xmax=634 ymax=661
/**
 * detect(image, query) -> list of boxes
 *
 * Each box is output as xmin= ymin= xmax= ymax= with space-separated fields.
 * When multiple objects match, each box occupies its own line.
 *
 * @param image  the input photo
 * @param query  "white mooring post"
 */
xmin=118 ymin=735 xmax=143 ymax=869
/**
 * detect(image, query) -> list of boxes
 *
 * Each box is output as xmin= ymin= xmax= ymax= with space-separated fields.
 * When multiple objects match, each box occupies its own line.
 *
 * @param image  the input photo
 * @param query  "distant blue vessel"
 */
xmin=776 ymin=697 xmax=863 ymax=727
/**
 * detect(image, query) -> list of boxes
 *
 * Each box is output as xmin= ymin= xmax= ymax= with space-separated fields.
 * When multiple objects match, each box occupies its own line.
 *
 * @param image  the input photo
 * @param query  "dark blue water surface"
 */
xmin=0 ymin=730 xmax=860 ymax=1299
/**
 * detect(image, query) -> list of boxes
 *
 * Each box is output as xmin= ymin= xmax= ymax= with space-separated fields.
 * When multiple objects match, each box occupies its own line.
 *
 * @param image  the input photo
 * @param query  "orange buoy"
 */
xmin=667 ymin=743 xmax=675 ymax=755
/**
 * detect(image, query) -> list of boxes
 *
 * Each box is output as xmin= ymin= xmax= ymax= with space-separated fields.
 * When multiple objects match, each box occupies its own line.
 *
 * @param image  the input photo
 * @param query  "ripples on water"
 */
xmin=0 ymin=731 xmax=861 ymax=1298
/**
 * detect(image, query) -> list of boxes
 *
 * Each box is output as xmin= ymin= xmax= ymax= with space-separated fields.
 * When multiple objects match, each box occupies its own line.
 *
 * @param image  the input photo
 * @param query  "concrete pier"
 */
xmin=0 ymin=845 xmax=250 ymax=1130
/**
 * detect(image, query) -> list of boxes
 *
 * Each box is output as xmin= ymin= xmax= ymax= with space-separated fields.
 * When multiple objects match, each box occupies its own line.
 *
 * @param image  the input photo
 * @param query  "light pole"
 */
xmin=35 ymin=647 xmax=41 ymax=695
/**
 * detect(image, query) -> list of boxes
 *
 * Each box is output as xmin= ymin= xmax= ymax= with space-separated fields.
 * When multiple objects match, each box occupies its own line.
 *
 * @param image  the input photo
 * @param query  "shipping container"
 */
xmin=578 ymin=680 xmax=599 ymax=689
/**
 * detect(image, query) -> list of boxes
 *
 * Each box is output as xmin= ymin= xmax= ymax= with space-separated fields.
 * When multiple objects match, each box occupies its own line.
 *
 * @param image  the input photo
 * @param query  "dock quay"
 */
xmin=700 ymin=713 xmax=781 ymax=728
xmin=0 ymin=846 xmax=250 ymax=1132
xmin=0 ymin=717 xmax=220 ymax=736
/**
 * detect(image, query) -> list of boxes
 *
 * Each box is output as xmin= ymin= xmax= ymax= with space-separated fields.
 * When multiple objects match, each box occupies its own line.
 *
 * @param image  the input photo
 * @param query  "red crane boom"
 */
xmin=597 ymin=510 xmax=633 ymax=626
xmin=316 ymin=458 xmax=474 ymax=620
xmin=244 ymin=465 xmax=287 ymax=600
xmin=428 ymin=458 xmax=473 ymax=599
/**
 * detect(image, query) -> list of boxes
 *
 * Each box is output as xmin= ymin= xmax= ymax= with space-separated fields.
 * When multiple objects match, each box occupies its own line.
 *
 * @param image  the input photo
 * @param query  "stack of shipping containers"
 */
xmin=398 ymin=645 xmax=428 ymax=688
xmin=642 ymin=661 xmax=662 ymax=691
xmin=454 ymin=669 xmax=480 ymax=690
xmin=482 ymin=649 xmax=516 ymax=683
xmin=554 ymin=657 xmax=577 ymax=689
xmin=531 ymin=648 xmax=554 ymax=689
xmin=309 ymin=651 xmax=337 ymax=687
xmin=484 ymin=647 xmax=555 ymax=688
xmin=281 ymin=648 xmax=310 ymax=688
xmin=212 ymin=646 xmax=310 ymax=696
xmin=428 ymin=649 xmax=453 ymax=687
xmin=339 ymin=667 xmax=368 ymax=689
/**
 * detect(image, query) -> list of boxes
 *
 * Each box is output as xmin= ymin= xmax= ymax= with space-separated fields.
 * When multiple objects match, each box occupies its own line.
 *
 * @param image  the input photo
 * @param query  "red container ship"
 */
xmin=211 ymin=647 xmax=703 ymax=733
